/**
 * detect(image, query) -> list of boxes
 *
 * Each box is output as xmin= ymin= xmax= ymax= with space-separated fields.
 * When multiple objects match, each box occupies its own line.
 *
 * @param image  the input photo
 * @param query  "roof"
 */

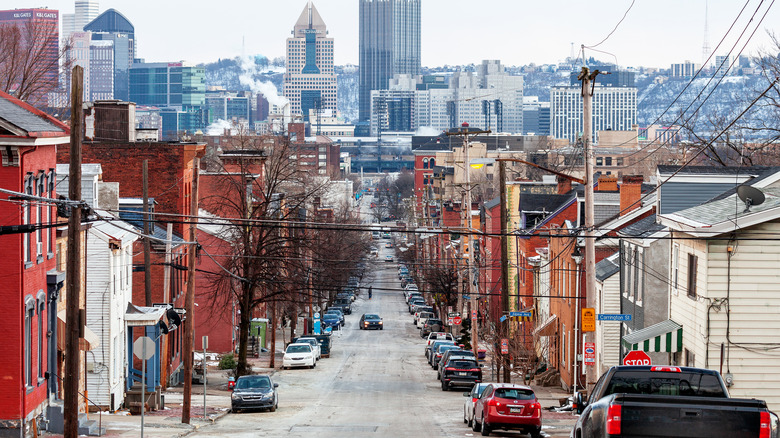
xmin=618 ymin=214 xmax=665 ymax=238
xmin=294 ymin=1 xmax=326 ymax=35
xmin=0 ymin=90 xmax=69 ymax=137
xmin=84 ymin=8 xmax=134 ymax=34
xmin=622 ymin=319 xmax=683 ymax=353
xmin=519 ymin=194 xmax=571 ymax=214
xmin=483 ymin=197 xmax=500 ymax=210
xmin=660 ymin=186 xmax=780 ymax=236
xmin=657 ymin=165 xmax=772 ymax=176
xmin=596 ymin=252 xmax=620 ymax=282
xmin=125 ymin=303 xmax=166 ymax=326
xmin=707 ymin=167 xmax=780 ymax=202
xmin=90 ymin=210 xmax=139 ymax=243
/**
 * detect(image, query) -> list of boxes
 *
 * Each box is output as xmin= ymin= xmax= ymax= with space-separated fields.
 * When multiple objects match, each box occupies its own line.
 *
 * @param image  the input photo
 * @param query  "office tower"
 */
xmin=359 ymin=0 xmax=421 ymax=122
xmin=62 ymin=0 xmax=99 ymax=42
xmin=523 ymin=97 xmax=550 ymax=135
xmin=84 ymin=9 xmax=135 ymax=100
xmin=549 ymin=85 xmax=637 ymax=143
xmin=282 ymin=2 xmax=337 ymax=121
xmin=89 ymin=40 xmax=114 ymax=100
xmin=670 ymin=61 xmax=701 ymax=78
xmin=0 ymin=8 xmax=60 ymax=105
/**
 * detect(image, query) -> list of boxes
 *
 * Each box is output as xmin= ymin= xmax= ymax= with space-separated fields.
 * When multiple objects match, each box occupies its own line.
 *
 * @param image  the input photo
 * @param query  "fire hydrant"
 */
xmin=227 ymin=376 xmax=236 ymax=390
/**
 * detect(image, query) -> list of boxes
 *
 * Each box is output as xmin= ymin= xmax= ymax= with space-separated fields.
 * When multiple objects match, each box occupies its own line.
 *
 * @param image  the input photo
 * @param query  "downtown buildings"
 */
xmin=282 ymin=1 xmax=337 ymax=122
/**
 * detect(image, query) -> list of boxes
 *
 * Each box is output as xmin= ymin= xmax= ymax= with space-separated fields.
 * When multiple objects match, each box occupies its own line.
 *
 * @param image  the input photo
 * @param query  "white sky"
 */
xmin=12 ymin=0 xmax=780 ymax=68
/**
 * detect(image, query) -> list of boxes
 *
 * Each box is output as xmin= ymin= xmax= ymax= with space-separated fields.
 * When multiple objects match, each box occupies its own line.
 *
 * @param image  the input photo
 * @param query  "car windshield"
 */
xmin=364 ymin=314 xmax=380 ymax=320
xmin=449 ymin=351 xmax=475 ymax=358
xmin=426 ymin=319 xmax=442 ymax=326
xmin=604 ymin=371 xmax=726 ymax=397
xmin=448 ymin=360 xmax=478 ymax=368
xmin=286 ymin=345 xmax=311 ymax=353
xmin=494 ymin=388 xmax=535 ymax=400
xmin=236 ymin=376 xmax=271 ymax=390
xmin=299 ymin=338 xmax=317 ymax=345
xmin=439 ymin=345 xmax=460 ymax=353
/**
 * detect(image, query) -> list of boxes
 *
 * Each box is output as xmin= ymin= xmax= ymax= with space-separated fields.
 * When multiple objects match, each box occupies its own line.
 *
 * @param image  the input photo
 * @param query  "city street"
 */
xmin=187 ymin=240 xmax=577 ymax=438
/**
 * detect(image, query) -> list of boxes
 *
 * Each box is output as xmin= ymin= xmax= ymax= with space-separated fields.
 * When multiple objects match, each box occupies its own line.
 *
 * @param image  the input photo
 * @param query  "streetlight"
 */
xmin=571 ymin=245 xmax=583 ymax=404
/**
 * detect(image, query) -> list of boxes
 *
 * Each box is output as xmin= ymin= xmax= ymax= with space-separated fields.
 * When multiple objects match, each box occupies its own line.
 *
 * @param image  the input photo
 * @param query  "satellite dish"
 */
xmin=157 ymin=320 xmax=169 ymax=335
xmin=737 ymin=185 xmax=765 ymax=213
xmin=166 ymin=308 xmax=182 ymax=329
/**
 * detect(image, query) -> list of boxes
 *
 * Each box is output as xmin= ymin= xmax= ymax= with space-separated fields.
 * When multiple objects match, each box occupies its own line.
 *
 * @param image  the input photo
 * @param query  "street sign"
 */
xmin=597 ymin=314 xmax=632 ymax=321
xmin=582 ymin=308 xmax=596 ymax=332
xmin=623 ymin=350 xmax=651 ymax=366
xmin=471 ymin=310 xmax=477 ymax=320
xmin=509 ymin=311 xmax=532 ymax=317
xmin=452 ymin=316 xmax=462 ymax=325
xmin=500 ymin=338 xmax=509 ymax=354
xmin=584 ymin=342 xmax=595 ymax=365
xmin=499 ymin=315 xmax=508 ymax=322
xmin=462 ymin=295 xmax=470 ymax=300
xmin=133 ymin=336 xmax=155 ymax=360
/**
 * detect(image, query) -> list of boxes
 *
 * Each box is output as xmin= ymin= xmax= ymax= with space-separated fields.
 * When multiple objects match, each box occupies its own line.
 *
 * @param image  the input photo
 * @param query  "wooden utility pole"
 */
xmin=64 ymin=65 xmax=83 ymax=438
xmin=498 ymin=160 xmax=511 ymax=383
xmin=182 ymin=157 xmax=200 ymax=424
xmin=143 ymin=159 xmax=152 ymax=306
xmin=579 ymin=66 xmax=599 ymax=391
xmin=269 ymin=301 xmax=276 ymax=368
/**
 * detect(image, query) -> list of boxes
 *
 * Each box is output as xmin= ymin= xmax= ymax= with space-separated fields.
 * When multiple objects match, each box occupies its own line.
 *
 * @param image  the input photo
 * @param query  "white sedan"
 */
xmin=282 ymin=343 xmax=316 ymax=369
xmin=463 ymin=382 xmax=491 ymax=428
xmin=296 ymin=337 xmax=322 ymax=360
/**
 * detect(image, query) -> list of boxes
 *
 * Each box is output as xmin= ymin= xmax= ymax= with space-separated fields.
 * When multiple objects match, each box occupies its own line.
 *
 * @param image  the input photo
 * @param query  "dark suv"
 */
xmin=332 ymin=298 xmax=352 ymax=314
xmin=440 ymin=358 xmax=482 ymax=391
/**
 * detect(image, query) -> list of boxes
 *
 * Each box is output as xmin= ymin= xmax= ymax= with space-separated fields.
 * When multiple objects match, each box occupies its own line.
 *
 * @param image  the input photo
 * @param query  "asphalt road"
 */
xmin=189 ymin=238 xmax=570 ymax=438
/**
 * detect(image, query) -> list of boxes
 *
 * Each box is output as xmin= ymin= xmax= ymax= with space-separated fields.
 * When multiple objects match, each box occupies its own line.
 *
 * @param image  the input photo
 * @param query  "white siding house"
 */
xmin=659 ymin=186 xmax=780 ymax=411
xmin=85 ymin=213 xmax=137 ymax=411
xmin=595 ymin=253 xmax=621 ymax=375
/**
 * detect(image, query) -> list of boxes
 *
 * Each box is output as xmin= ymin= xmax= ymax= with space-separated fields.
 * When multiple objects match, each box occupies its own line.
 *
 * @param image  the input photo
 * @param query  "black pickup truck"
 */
xmin=571 ymin=366 xmax=777 ymax=438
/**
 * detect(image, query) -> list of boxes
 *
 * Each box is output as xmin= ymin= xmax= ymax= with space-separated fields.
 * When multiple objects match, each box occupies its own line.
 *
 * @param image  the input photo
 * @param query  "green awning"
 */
xmin=622 ymin=319 xmax=683 ymax=353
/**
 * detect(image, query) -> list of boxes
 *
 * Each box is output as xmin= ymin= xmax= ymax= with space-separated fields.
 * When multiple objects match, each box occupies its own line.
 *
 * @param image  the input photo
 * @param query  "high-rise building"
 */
xmin=549 ymin=85 xmax=637 ymax=144
xmin=670 ymin=61 xmax=701 ymax=78
xmin=62 ymin=0 xmax=99 ymax=42
xmin=283 ymin=2 xmax=337 ymax=121
xmin=84 ymin=9 xmax=135 ymax=100
xmin=0 ymin=8 xmax=60 ymax=105
xmin=359 ymin=0 xmax=421 ymax=122
xmin=129 ymin=62 xmax=205 ymax=108
xmin=89 ymin=40 xmax=114 ymax=101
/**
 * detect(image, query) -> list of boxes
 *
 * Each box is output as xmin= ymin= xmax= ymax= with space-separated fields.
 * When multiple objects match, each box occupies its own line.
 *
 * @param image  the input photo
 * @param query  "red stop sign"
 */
xmin=623 ymin=350 xmax=651 ymax=366
xmin=452 ymin=316 xmax=462 ymax=325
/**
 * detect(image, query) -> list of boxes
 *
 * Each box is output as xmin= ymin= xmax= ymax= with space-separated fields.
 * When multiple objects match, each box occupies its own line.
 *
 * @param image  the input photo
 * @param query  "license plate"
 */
xmin=458 ymin=372 xmax=468 ymax=376
xmin=509 ymin=406 xmax=523 ymax=413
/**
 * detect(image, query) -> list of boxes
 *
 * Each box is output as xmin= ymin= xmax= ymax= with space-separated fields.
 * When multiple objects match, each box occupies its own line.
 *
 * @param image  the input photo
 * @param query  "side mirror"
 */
xmin=463 ymin=392 xmax=470 ymax=397
xmin=575 ymin=392 xmax=587 ymax=414
xmin=273 ymin=383 xmax=279 ymax=388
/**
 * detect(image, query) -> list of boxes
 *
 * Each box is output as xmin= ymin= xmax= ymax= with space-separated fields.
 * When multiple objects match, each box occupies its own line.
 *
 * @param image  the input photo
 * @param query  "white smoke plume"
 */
xmin=238 ymin=56 xmax=289 ymax=108
xmin=415 ymin=126 xmax=443 ymax=137
xmin=206 ymin=119 xmax=233 ymax=136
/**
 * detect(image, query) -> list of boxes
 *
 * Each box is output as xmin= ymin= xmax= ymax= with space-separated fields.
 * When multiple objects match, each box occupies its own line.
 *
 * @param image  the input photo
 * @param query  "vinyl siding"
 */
xmin=597 ymin=275 xmax=621 ymax=374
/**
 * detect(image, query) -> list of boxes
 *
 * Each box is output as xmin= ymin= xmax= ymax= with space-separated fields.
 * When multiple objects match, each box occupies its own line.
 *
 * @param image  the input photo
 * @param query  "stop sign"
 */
xmin=623 ymin=350 xmax=651 ymax=366
xmin=452 ymin=316 xmax=462 ymax=325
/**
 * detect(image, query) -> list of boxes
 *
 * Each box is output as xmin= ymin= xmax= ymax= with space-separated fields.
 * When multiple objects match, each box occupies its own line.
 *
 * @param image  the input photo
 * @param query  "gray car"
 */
xmin=231 ymin=375 xmax=278 ymax=413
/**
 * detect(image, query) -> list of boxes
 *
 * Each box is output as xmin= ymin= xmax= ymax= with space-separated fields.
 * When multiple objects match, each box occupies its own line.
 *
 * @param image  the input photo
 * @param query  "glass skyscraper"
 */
xmin=358 ymin=0 xmax=421 ymax=122
xmin=84 ymin=8 xmax=135 ymax=100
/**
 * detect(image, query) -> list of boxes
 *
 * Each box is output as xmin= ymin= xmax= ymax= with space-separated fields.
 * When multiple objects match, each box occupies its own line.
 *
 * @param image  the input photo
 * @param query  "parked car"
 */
xmin=472 ymin=383 xmax=541 ymax=437
xmin=438 ymin=349 xmax=475 ymax=379
xmin=426 ymin=339 xmax=455 ymax=361
xmin=321 ymin=312 xmax=341 ymax=329
xmin=324 ymin=309 xmax=344 ymax=326
xmin=230 ymin=375 xmax=279 ymax=413
xmin=359 ymin=313 xmax=383 ymax=330
xmin=408 ymin=298 xmax=425 ymax=314
xmin=426 ymin=332 xmax=454 ymax=345
xmin=431 ymin=344 xmax=462 ymax=368
xmin=463 ymin=382 xmax=491 ymax=427
xmin=293 ymin=334 xmax=332 ymax=358
xmin=296 ymin=337 xmax=321 ymax=360
xmin=441 ymin=357 xmax=482 ymax=391
xmin=420 ymin=319 xmax=444 ymax=337
xmin=571 ymin=365 xmax=776 ymax=438
xmin=415 ymin=311 xmax=434 ymax=327
xmin=332 ymin=298 xmax=352 ymax=315
xmin=282 ymin=343 xmax=316 ymax=369
xmin=384 ymin=255 xmax=393 ymax=262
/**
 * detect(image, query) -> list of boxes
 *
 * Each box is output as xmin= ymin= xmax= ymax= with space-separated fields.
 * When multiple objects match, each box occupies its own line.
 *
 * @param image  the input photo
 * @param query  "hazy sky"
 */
xmin=12 ymin=0 xmax=780 ymax=68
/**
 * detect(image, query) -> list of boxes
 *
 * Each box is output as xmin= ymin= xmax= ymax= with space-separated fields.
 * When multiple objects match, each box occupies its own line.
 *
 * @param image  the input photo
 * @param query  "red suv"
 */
xmin=472 ymin=383 xmax=542 ymax=437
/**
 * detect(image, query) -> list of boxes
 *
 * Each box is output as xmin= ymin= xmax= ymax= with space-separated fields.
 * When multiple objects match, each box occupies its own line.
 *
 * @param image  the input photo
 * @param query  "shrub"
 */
xmin=218 ymin=353 xmax=237 ymax=370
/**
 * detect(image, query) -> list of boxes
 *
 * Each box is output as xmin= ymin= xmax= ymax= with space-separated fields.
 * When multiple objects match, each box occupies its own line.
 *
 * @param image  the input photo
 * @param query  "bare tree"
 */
xmin=0 ymin=20 xmax=70 ymax=105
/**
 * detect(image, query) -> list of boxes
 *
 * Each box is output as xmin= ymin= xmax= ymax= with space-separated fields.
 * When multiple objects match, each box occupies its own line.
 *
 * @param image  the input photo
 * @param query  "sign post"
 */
xmin=133 ymin=336 xmax=155 ymax=438
xmin=202 ymin=336 xmax=208 ymax=418
xmin=623 ymin=350 xmax=651 ymax=366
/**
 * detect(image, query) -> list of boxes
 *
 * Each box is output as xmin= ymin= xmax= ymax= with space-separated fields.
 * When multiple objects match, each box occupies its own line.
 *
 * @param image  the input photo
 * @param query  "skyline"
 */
xmin=10 ymin=0 xmax=780 ymax=69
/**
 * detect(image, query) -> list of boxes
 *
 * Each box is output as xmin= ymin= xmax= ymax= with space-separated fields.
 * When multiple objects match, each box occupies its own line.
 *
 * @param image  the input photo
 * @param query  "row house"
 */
xmin=0 ymin=91 xmax=76 ymax=435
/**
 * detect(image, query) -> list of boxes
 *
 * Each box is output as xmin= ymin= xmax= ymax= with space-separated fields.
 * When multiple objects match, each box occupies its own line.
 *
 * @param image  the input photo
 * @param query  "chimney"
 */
xmin=557 ymin=175 xmax=572 ymax=194
xmin=620 ymin=175 xmax=644 ymax=215
xmin=597 ymin=175 xmax=618 ymax=192
xmin=87 ymin=100 xmax=136 ymax=142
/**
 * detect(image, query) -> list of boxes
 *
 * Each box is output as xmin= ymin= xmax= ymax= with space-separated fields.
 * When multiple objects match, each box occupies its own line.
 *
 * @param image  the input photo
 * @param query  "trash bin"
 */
xmin=250 ymin=318 xmax=269 ymax=350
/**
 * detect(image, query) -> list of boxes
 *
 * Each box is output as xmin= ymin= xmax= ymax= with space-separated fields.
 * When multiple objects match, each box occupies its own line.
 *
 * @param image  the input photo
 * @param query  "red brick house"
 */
xmin=0 ymin=91 xmax=69 ymax=434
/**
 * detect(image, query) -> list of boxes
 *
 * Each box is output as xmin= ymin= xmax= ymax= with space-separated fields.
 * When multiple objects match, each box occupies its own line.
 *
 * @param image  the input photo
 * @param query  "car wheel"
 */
xmin=530 ymin=427 xmax=541 ymax=438
xmin=441 ymin=380 xmax=448 ymax=391
xmin=232 ymin=406 xmax=239 ymax=414
xmin=472 ymin=416 xmax=481 ymax=432
xmin=467 ymin=414 xmax=473 ymax=428
xmin=480 ymin=419 xmax=491 ymax=436
xmin=312 ymin=361 xmax=317 ymax=368
xmin=380 ymin=327 xmax=383 ymax=330
xmin=269 ymin=402 xmax=277 ymax=413
xmin=463 ymin=409 xmax=468 ymax=424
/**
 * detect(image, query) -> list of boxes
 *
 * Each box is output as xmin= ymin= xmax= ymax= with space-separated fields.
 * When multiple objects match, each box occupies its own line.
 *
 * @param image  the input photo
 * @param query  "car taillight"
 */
xmin=531 ymin=402 xmax=541 ymax=417
xmin=759 ymin=411 xmax=771 ymax=438
xmin=487 ymin=398 xmax=500 ymax=408
xmin=445 ymin=367 xmax=457 ymax=371
xmin=467 ymin=368 xmax=481 ymax=372
xmin=650 ymin=366 xmax=681 ymax=372
xmin=472 ymin=397 xmax=478 ymax=403
xmin=606 ymin=404 xmax=621 ymax=435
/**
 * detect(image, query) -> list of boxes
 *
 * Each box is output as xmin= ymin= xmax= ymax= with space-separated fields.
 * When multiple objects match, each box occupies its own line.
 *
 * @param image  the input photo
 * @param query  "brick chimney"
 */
xmin=620 ymin=175 xmax=644 ymax=215
xmin=597 ymin=175 xmax=618 ymax=192
xmin=557 ymin=175 xmax=572 ymax=194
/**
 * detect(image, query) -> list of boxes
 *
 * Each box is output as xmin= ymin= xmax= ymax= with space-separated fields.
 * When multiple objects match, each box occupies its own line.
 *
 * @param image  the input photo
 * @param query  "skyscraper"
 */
xmin=549 ymin=85 xmax=637 ymax=144
xmin=84 ymin=8 xmax=135 ymax=100
xmin=283 ymin=2 xmax=337 ymax=121
xmin=359 ymin=0 xmax=421 ymax=122
xmin=62 ymin=0 xmax=99 ymax=42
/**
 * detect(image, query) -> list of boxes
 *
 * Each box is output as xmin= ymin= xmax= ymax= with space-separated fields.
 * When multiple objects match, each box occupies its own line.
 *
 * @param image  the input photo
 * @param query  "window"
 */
xmin=687 ymin=253 xmax=698 ymax=299
xmin=422 ymin=158 xmax=429 ymax=169
xmin=596 ymin=157 xmax=603 ymax=166
xmin=37 ymin=293 xmax=45 ymax=382
xmin=605 ymin=157 xmax=613 ymax=166
xmin=561 ymin=323 xmax=566 ymax=365
xmin=24 ymin=296 xmax=35 ymax=389
xmin=24 ymin=174 xmax=33 ymax=265
xmin=36 ymin=174 xmax=45 ymax=261
xmin=684 ymin=348 xmax=695 ymax=367
xmin=429 ymin=158 xmax=435 ymax=168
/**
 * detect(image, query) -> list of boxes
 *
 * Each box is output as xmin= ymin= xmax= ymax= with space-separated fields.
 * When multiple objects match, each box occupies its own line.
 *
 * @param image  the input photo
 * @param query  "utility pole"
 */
xmin=446 ymin=124 xmax=489 ymax=357
xmin=498 ymin=160 xmax=511 ymax=383
xmin=579 ymin=66 xmax=599 ymax=391
xmin=182 ymin=157 xmax=200 ymax=424
xmin=64 ymin=65 xmax=83 ymax=438
xmin=142 ymin=160 xmax=152 ymax=306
